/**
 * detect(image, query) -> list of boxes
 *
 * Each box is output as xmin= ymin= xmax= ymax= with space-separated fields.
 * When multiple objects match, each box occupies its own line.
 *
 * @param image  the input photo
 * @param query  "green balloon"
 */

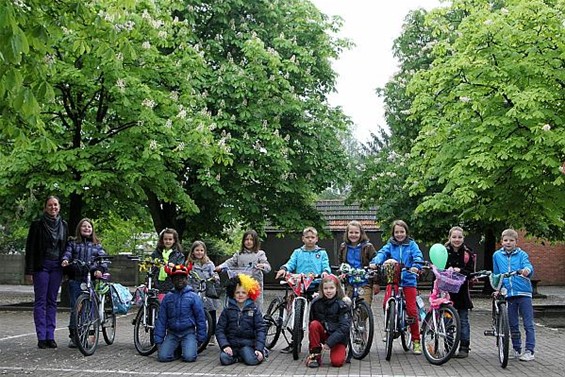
xmin=429 ymin=243 xmax=448 ymax=269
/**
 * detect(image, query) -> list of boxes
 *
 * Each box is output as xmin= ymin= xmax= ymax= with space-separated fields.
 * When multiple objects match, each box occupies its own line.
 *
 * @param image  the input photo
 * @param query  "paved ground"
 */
xmin=0 ymin=285 xmax=564 ymax=376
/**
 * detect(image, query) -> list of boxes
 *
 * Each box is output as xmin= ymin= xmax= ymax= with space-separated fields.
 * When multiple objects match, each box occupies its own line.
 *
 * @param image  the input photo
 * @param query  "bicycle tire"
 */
xmin=498 ymin=302 xmax=510 ymax=368
xmin=349 ymin=300 xmax=374 ymax=360
xmin=102 ymin=293 xmax=116 ymax=345
xmin=198 ymin=310 xmax=215 ymax=353
xmin=292 ymin=299 xmax=305 ymax=361
xmin=421 ymin=305 xmax=460 ymax=365
xmin=385 ymin=300 xmax=395 ymax=361
xmin=74 ymin=294 xmax=99 ymax=356
xmin=400 ymin=320 xmax=412 ymax=352
xmin=264 ymin=297 xmax=284 ymax=349
xmin=134 ymin=301 xmax=159 ymax=356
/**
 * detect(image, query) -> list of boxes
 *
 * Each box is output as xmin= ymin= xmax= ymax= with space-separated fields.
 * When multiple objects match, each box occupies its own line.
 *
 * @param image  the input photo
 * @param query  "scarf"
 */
xmin=42 ymin=213 xmax=64 ymax=249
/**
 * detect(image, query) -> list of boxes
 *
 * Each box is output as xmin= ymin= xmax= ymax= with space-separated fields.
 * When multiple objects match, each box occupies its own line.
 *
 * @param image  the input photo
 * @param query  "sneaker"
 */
xmin=37 ymin=340 xmax=48 ymax=349
xmin=45 ymin=340 xmax=57 ymax=349
xmin=412 ymin=341 xmax=422 ymax=355
xmin=281 ymin=343 xmax=293 ymax=354
xmin=519 ymin=350 xmax=535 ymax=362
xmin=514 ymin=349 xmax=522 ymax=359
xmin=68 ymin=338 xmax=77 ymax=348
xmin=306 ymin=353 xmax=320 ymax=368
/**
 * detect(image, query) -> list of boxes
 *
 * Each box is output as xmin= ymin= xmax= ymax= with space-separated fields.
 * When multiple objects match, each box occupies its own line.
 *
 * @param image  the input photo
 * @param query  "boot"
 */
xmin=68 ymin=328 xmax=77 ymax=348
xmin=456 ymin=341 xmax=469 ymax=358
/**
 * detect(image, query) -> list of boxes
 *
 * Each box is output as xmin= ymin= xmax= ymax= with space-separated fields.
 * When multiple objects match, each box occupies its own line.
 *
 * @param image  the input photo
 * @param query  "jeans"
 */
xmin=507 ymin=296 xmax=535 ymax=353
xmin=68 ymin=279 xmax=83 ymax=330
xmin=458 ymin=308 xmax=470 ymax=344
xmin=158 ymin=328 xmax=198 ymax=362
xmin=33 ymin=259 xmax=63 ymax=341
xmin=220 ymin=345 xmax=261 ymax=366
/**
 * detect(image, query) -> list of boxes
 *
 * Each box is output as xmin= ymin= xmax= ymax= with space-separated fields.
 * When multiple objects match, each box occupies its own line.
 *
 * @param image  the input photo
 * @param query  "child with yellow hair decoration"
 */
xmin=215 ymin=274 xmax=266 ymax=365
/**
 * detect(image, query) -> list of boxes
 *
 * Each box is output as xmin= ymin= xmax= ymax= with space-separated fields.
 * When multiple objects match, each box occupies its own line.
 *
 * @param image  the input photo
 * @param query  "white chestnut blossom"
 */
xmin=542 ymin=124 xmax=551 ymax=131
xmin=142 ymin=98 xmax=155 ymax=109
xmin=142 ymin=41 xmax=151 ymax=50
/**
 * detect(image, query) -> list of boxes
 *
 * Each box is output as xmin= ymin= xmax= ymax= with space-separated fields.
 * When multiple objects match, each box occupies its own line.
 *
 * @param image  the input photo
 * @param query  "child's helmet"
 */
xmin=165 ymin=264 xmax=191 ymax=277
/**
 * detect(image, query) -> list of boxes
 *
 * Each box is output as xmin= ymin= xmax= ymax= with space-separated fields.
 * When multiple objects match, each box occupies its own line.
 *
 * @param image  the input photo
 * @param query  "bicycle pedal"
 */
xmin=484 ymin=330 xmax=495 ymax=336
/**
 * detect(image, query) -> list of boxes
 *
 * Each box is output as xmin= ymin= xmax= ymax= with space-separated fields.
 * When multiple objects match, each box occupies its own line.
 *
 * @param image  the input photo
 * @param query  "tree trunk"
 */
xmin=67 ymin=192 xmax=83 ymax=235
xmin=482 ymin=227 xmax=496 ymax=295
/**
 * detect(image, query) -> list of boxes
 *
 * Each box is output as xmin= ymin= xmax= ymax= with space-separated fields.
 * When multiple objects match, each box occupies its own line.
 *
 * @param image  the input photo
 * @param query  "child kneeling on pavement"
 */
xmin=306 ymin=274 xmax=351 ymax=368
xmin=154 ymin=264 xmax=207 ymax=362
xmin=215 ymin=274 xmax=266 ymax=365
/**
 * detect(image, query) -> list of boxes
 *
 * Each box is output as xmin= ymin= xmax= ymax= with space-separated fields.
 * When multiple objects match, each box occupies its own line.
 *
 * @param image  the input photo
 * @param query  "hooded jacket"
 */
xmin=154 ymin=285 xmax=207 ymax=345
xmin=281 ymin=246 xmax=331 ymax=276
xmin=370 ymin=237 xmax=424 ymax=287
xmin=493 ymin=247 xmax=534 ymax=298
xmin=215 ymin=298 xmax=266 ymax=352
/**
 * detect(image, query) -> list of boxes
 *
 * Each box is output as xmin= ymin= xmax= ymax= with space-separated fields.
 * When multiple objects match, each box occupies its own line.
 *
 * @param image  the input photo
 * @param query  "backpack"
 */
xmin=110 ymin=283 xmax=133 ymax=314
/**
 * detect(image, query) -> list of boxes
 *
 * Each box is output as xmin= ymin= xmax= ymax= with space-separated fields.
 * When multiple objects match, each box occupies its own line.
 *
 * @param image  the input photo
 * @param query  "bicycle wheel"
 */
xmin=292 ymin=299 xmax=305 ymax=360
xmin=264 ymin=297 xmax=284 ymax=349
xmin=102 ymin=293 xmax=116 ymax=345
xmin=134 ymin=301 xmax=159 ymax=356
xmin=198 ymin=310 xmax=215 ymax=353
xmin=421 ymin=305 xmax=460 ymax=365
xmin=400 ymin=315 xmax=412 ymax=352
xmin=384 ymin=300 xmax=396 ymax=361
xmin=497 ymin=302 xmax=510 ymax=368
xmin=350 ymin=300 xmax=374 ymax=360
xmin=74 ymin=294 xmax=99 ymax=356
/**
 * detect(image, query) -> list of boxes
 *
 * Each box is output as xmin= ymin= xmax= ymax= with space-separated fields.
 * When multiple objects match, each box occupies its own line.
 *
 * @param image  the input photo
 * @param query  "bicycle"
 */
xmin=482 ymin=269 xmax=522 ymax=368
xmin=263 ymin=272 xmax=319 ymax=360
xmin=188 ymin=270 xmax=217 ymax=353
xmin=379 ymin=263 xmax=417 ymax=361
xmin=71 ymin=255 xmax=115 ymax=356
xmin=419 ymin=263 xmax=465 ymax=365
xmin=130 ymin=257 xmax=164 ymax=356
xmin=334 ymin=263 xmax=376 ymax=360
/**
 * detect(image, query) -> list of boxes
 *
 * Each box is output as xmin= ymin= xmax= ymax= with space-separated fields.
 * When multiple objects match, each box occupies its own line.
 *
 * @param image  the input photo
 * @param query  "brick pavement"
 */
xmin=0 ymin=288 xmax=564 ymax=376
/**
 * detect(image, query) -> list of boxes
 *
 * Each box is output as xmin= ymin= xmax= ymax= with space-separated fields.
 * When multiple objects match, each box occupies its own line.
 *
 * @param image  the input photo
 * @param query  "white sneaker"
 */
xmin=519 ymin=350 xmax=535 ymax=362
xmin=514 ymin=350 xmax=521 ymax=359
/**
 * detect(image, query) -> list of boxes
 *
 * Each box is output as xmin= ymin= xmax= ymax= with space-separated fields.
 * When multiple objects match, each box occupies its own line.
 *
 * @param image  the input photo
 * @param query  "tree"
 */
xmin=407 ymin=0 xmax=565 ymax=240
xmin=0 ymin=0 xmax=351 ymax=241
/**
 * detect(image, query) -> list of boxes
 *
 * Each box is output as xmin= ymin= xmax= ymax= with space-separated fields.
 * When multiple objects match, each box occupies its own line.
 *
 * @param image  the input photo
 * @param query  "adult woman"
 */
xmin=25 ymin=196 xmax=68 ymax=349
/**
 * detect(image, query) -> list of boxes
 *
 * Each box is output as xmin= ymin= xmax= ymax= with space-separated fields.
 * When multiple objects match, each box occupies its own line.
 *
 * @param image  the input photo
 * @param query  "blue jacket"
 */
xmin=492 ymin=247 xmax=534 ymax=298
xmin=154 ymin=285 xmax=207 ymax=345
xmin=371 ymin=237 xmax=424 ymax=287
xmin=62 ymin=240 xmax=108 ymax=281
xmin=309 ymin=296 xmax=351 ymax=348
xmin=215 ymin=298 xmax=266 ymax=352
xmin=281 ymin=246 xmax=331 ymax=275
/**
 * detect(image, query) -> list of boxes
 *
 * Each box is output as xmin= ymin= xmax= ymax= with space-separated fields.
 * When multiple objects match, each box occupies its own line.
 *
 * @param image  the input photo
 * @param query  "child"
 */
xmin=369 ymin=220 xmax=424 ymax=355
xmin=151 ymin=228 xmax=185 ymax=297
xmin=306 ymin=274 xmax=351 ymax=368
xmin=493 ymin=228 xmax=536 ymax=362
xmin=444 ymin=226 xmax=476 ymax=358
xmin=215 ymin=230 xmax=271 ymax=309
xmin=187 ymin=241 xmax=220 ymax=337
xmin=61 ymin=218 xmax=108 ymax=348
xmin=154 ymin=264 xmax=207 ymax=362
xmin=275 ymin=226 xmax=331 ymax=353
xmin=215 ymin=274 xmax=266 ymax=366
xmin=337 ymin=220 xmax=377 ymax=303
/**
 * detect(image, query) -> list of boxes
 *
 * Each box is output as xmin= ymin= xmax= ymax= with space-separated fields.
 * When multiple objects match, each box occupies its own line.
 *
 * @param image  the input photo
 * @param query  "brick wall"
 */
xmin=516 ymin=231 xmax=565 ymax=285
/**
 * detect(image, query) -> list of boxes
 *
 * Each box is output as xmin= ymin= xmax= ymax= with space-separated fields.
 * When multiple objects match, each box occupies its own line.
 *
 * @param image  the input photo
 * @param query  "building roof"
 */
xmin=266 ymin=199 xmax=380 ymax=232
xmin=316 ymin=200 xmax=379 ymax=231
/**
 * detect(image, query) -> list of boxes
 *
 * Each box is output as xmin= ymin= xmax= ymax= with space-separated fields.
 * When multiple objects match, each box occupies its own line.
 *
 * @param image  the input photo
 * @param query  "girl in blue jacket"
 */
xmin=369 ymin=219 xmax=424 ymax=354
xmin=215 ymin=274 xmax=266 ymax=366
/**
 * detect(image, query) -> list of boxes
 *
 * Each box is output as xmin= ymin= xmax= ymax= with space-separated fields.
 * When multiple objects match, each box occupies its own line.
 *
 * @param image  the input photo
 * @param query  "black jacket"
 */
xmin=309 ymin=296 xmax=351 ymax=347
xmin=25 ymin=217 xmax=68 ymax=275
xmin=445 ymin=243 xmax=476 ymax=310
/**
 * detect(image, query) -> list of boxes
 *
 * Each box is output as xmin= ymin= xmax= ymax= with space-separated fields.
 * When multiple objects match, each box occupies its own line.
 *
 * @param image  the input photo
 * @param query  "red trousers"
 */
xmin=308 ymin=320 xmax=347 ymax=367
xmin=383 ymin=285 xmax=420 ymax=341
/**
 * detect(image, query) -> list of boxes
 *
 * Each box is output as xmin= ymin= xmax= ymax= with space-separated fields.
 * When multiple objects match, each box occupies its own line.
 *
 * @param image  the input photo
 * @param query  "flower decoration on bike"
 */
xmin=138 ymin=257 xmax=164 ymax=273
xmin=381 ymin=263 xmax=401 ymax=285
xmin=338 ymin=263 xmax=367 ymax=285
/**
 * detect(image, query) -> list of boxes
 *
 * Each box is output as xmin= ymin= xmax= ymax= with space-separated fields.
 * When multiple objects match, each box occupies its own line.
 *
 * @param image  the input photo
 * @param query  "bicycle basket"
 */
xmin=381 ymin=263 xmax=401 ymax=284
xmin=489 ymin=273 xmax=502 ymax=291
xmin=433 ymin=266 xmax=466 ymax=293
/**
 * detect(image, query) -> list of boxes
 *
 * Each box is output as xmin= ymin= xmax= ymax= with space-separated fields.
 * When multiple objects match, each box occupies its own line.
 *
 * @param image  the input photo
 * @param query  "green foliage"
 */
xmin=95 ymin=211 xmax=155 ymax=256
